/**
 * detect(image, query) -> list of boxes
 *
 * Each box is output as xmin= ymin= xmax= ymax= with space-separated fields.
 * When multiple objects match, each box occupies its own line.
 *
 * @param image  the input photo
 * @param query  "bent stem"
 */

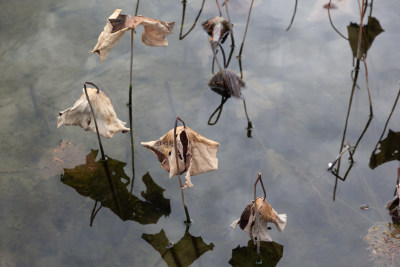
xmin=129 ymin=30 xmax=134 ymax=106
xmin=174 ymin=116 xmax=191 ymax=224
xmin=83 ymin=82 xmax=106 ymax=161
xmin=179 ymin=0 xmax=205 ymax=40
xmin=253 ymin=173 xmax=266 ymax=262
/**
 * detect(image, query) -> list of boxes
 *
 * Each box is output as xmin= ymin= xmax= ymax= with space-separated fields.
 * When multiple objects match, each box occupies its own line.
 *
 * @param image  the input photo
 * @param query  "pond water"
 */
xmin=1 ymin=0 xmax=400 ymax=266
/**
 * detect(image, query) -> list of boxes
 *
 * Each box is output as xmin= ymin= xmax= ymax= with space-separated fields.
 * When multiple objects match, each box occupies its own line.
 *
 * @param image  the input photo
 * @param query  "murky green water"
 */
xmin=1 ymin=0 xmax=400 ymax=266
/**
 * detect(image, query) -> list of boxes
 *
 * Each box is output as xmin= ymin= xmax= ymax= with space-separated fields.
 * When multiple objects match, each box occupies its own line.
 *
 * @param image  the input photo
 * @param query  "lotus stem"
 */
xmin=327 ymin=0 xmax=348 ymax=40
xmin=83 ymin=82 xmax=106 ymax=161
xmin=253 ymin=172 xmax=265 ymax=262
xmin=129 ymin=104 xmax=135 ymax=194
xmin=208 ymin=96 xmax=228 ymax=125
xmin=129 ymin=29 xmax=134 ymax=106
xmin=286 ymin=0 xmax=298 ymax=31
xmin=361 ymin=55 xmax=373 ymax=117
xmin=216 ymin=0 xmax=222 ymax=16
xmin=174 ymin=116 xmax=191 ymax=224
xmin=238 ymin=0 xmax=254 ymax=59
xmin=179 ymin=0 xmax=205 ymax=40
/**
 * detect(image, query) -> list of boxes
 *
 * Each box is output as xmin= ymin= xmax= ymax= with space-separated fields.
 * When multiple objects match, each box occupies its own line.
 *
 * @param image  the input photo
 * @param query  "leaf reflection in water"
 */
xmin=142 ymin=227 xmax=214 ymax=267
xmin=229 ymin=240 xmax=283 ymax=267
xmin=61 ymin=150 xmax=171 ymax=225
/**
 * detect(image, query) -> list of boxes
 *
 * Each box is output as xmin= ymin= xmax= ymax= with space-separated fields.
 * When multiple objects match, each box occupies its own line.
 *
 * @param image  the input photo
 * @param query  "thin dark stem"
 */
xmin=337 ymin=59 xmax=360 ymax=171
xmin=134 ymin=0 xmax=140 ymax=16
xmin=286 ymin=0 xmax=298 ymax=31
xmin=179 ymin=0 xmax=205 ymax=40
xmin=212 ymin=41 xmax=227 ymax=68
xmin=327 ymin=0 xmax=349 ymax=40
xmin=361 ymin=56 xmax=373 ymax=117
xmin=211 ymin=44 xmax=224 ymax=73
xmin=238 ymin=0 xmax=254 ymax=60
xmin=83 ymin=82 xmax=105 ymax=161
xmin=243 ymin=99 xmax=253 ymax=131
xmin=90 ymin=201 xmax=103 ymax=227
xmin=129 ymin=104 xmax=135 ymax=194
xmin=224 ymin=0 xmax=235 ymax=67
xmin=174 ymin=116 xmax=191 ymax=224
xmin=208 ymin=96 xmax=228 ymax=125
xmin=129 ymin=30 xmax=134 ymax=106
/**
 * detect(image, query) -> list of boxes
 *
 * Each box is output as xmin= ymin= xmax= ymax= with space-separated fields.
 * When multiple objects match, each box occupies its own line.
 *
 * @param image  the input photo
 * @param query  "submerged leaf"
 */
xmin=57 ymin=88 xmax=129 ymax=138
xmin=231 ymin=197 xmax=287 ymax=242
xmin=142 ymin=229 xmax=214 ymax=267
xmin=39 ymin=140 xmax=87 ymax=179
xmin=347 ymin=16 xmax=384 ymax=58
xmin=92 ymin=9 xmax=175 ymax=62
xmin=202 ymin=16 xmax=230 ymax=44
xmin=141 ymin=126 xmax=219 ymax=188
xmin=209 ymin=69 xmax=245 ymax=98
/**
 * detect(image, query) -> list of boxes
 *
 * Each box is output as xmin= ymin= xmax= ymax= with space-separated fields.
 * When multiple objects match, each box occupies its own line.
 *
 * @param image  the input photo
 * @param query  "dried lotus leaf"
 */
xmin=141 ymin=126 xmax=219 ymax=188
xmin=57 ymin=88 xmax=129 ymax=138
xmin=92 ymin=9 xmax=174 ymax=62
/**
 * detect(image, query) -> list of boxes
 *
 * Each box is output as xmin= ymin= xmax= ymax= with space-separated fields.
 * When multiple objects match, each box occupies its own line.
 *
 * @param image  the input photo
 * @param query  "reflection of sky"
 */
xmin=1 ymin=0 xmax=400 ymax=266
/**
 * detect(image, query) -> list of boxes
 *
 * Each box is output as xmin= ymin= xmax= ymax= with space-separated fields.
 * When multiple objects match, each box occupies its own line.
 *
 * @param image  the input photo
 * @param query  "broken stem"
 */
xmin=83 ymin=82 xmax=105 ymax=161
xmin=129 ymin=29 xmax=134 ymax=106
xmin=243 ymin=99 xmax=253 ymax=137
xmin=174 ymin=116 xmax=191 ymax=224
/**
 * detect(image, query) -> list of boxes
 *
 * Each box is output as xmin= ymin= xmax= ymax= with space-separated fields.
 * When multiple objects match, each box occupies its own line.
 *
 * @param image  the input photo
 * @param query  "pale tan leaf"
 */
xmin=57 ymin=88 xmax=129 ymax=138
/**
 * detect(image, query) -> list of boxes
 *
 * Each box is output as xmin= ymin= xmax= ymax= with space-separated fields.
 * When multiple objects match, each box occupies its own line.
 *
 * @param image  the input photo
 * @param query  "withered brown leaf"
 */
xmin=92 ymin=9 xmax=175 ymax=62
xmin=141 ymin=126 xmax=219 ymax=188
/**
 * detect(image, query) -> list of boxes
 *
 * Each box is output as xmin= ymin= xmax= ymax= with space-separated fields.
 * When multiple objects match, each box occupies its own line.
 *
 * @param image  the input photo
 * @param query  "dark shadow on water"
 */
xmin=369 ymin=88 xmax=400 ymax=169
xmin=61 ymin=150 xmax=171 ymax=225
xmin=228 ymin=240 xmax=283 ymax=267
xmin=142 ymin=225 xmax=214 ymax=267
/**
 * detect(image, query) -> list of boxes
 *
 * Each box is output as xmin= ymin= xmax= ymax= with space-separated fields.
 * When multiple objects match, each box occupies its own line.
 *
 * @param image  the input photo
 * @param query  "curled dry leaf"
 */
xmin=231 ymin=197 xmax=287 ymax=242
xmin=202 ymin=16 xmax=230 ymax=44
xmin=209 ymin=69 xmax=245 ymax=98
xmin=57 ymin=88 xmax=129 ymax=138
xmin=92 ymin=9 xmax=175 ymax=62
xmin=141 ymin=126 xmax=219 ymax=188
